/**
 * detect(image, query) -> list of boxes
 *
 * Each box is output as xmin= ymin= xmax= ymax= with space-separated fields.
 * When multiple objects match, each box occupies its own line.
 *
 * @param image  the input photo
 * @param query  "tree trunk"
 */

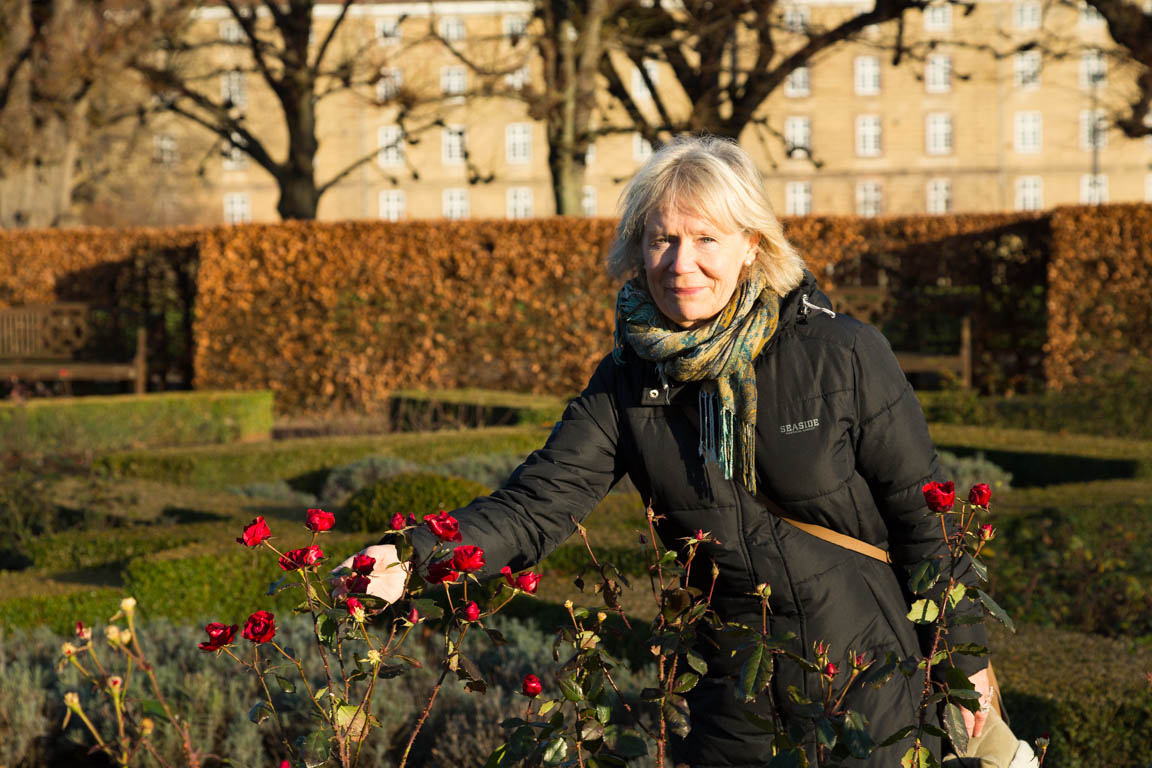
xmin=549 ymin=140 xmax=586 ymax=216
xmin=276 ymin=82 xmax=320 ymax=220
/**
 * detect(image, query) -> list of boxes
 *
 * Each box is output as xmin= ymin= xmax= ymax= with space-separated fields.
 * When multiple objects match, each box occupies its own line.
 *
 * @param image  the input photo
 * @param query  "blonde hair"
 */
xmin=607 ymin=135 xmax=805 ymax=297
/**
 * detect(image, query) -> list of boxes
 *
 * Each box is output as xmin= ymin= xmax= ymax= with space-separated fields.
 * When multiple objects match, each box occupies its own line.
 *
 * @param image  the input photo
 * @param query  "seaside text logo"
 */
xmin=780 ymin=418 xmax=820 ymax=435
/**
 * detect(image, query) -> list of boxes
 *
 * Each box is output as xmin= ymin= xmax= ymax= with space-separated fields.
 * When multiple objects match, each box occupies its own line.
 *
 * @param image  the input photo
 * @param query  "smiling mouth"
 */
xmin=668 ymin=286 xmax=706 ymax=295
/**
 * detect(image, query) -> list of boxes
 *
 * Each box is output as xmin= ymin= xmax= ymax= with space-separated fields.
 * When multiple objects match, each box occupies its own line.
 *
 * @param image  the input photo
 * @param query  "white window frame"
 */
xmin=443 ymin=188 xmax=469 ymax=219
xmin=441 ymin=65 xmax=467 ymax=101
xmin=784 ymin=116 xmax=811 ymax=159
xmin=631 ymin=60 xmax=659 ymax=102
xmin=221 ymin=71 xmax=247 ymax=109
xmin=584 ymin=142 xmax=596 ymax=166
xmin=582 ymin=185 xmax=597 ymax=216
xmin=223 ymin=193 xmax=251 ymax=224
xmin=1014 ymin=176 xmax=1043 ymax=211
xmin=925 ymin=54 xmax=951 ymax=93
xmin=1014 ymin=51 xmax=1041 ymax=89
xmin=1012 ymin=0 xmax=1041 ymax=29
xmin=926 ymin=178 xmax=952 ymax=214
xmin=923 ymin=2 xmax=952 ymax=31
xmin=506 ymin=187 xmax=533 ymax=219
xmin=1013 ymin=111 xmax=1042 ymax=154
xmin=785 ymin=66 xmax=810 ymax=98
xmin=1080 ymin=50 xmax=1107 ymax=90
xmin=375 ymin=17 xmax=400 ymax=46
xmin=219 ymin=19 xmax=244 ymax=43
xmin=783 ymin=5 xmax=810 ymax=32
xmin=377 ymin=125 xmax=404 ymax=168
xmin=855 ymin=115 xmax=882 ymax=157
xmin=925 ymin=112 xmax=953 ymax=156
xmin=152 ymin=134 xmax=178 ymax=166
xmin=854 ymin=56 xmax=881 ymax=96
xmin=438 ymin=16 xmax=465 ymax=41
xmin=505 ymin=123 xmax=532 ymax=164
xmin=1080 ymin=173 xmax=1108 ymax=204
xmin=785 ymin=181 xmax=812 ymax=215
xmin=222 ymin=132 xmax=248 ymax=171
xmin=442 ymin=125 xmax=466 ymax=165
xmin=377 ymin=67 xmax=402 ymax=102
xmin=505 ymin=65 xmax=530 ymax=89
xmin=378 ymin=189 xmax=405 ymax=221
xmin=1078 ymin=1 xmax=1105 ymax=26
xmin=1079 ymin=109 xmax=1108 ymax=151
xmin=633 ymin=133 xmax=653 ymax=162
xmin=856 ymin=181 xmax=883 ymax=218
xmin=503 ymin=15 xmax=528 ymax=39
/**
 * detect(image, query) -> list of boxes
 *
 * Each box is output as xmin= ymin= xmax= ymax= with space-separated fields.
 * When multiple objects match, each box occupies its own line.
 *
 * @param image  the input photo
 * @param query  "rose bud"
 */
xmin=463 ymin=601 xmax=481 ymax=622
xmin=425 ymin=558 xmax=459 ymax=584
xmin=107 ymin=676 xmax=123 ymax=692
xmin=346 ymin=598 xmax=366 ymax=623
xmin=345 ymin=574 xmax=371 ymax=594
xmin=501 ymin=566 xmax=542 ymax=594
xmin=278 ymin=545 xmax=324 ymax=571
xmin=694 ymin=529 xmax=706 ymax=541
xmin=851 ymin=652 xmax=868 ymax=670
xmin=922 ymin=481 xmax=956 ymax=513
xmin=199 ymin=622 xmax=239 ymax=652
xmin=979 ymin=524 xmax=995 ymax=541
xmin=822 ymin=662 xmax=839 ymax=679
xmin=406 ymin=607 xmax=420 ymax=624
xmin=451 ymin=545 xmax=485 ymax=573
xmin=390 ymin=512 xmax=406 ymax=531
xmin=521 ymin=673 xmax=543 ymax=697
xmin=352 ymin=553 xmax=376 ymax=576
xmin=242 ymin=610 xmax=277 ymax=644
xmin=237 ymin=516 xmax=272 ymax=547
xmin=306 ymin=508 xmax=335 ymax=532
xmin=61 ymin=642 xmax=77 ymax=657
xmin=967 ymin=483 xmax=992 ymax=507
xmin=424 ymin=510 xmax=462 ymax=543
xmin=75 ymin=621 xmax=91 ymax=641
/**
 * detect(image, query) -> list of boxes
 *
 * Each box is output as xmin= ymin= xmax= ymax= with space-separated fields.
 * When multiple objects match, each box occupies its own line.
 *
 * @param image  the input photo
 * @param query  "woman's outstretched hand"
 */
xmin=329 ymin=544 xmax=410 ymax=604
xmin=961 ymin=666 xmax=993 ymax=739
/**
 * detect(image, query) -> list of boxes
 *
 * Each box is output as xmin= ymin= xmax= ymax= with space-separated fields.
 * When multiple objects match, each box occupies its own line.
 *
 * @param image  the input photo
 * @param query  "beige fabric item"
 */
xmin=942 ymin=710 xmax=1039 ymax=768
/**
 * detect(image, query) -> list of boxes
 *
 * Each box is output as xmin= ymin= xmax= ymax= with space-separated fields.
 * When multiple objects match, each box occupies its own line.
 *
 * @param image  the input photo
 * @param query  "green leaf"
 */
xmin=951 ymin=643 xmax=989 ymax=657
xmin=500 ymin=717 xmax=526 ymax=729
xmin=485 ymin=628 xmax=507 ymax=646
xmin=860 ymin=653 xmax=899 ymax=689
xmin=248 ymin=701 xmax=273 ymax=724
xmin=559 ymin=674 xmax=584 ymax=702
xmin=943 ymin=703 xmax=969 ymax=755
xmin=267 ymin=575 xmax=295 ymax=596
xmin=976 ymin=589 xmax=1016 ymax=633
xmin=741 ymin=710 xmax=777 ymax=733
xmin=947 ymin=583 xmax=969 ymax=609
xmin=673 ymin=672 xmax=700 ymax=693
xmin=686 ymin=649 xmax=708 ymax=675
xmin=738 ymin=643 xmax=774 ymax=703
xmin=879 ymin=725 xmax=916 ymax=747
xmin=296 ymin=730 xmax=331 ymax=762
xmin=900 ymin=741 xmax=936 ymax=768
xmin=907 ymin=599 xmax=940 ymax=624
xmin=611 ymin=730 xmax=648 ymax=758
xmin=595 ymin=703 xmax=612 ymax=724
xmin=542 ymin=736 xmax=568 ymax=765
xmin=140 ymin=699 xmax=172 ymax=724
xmin=662 ymin=694 xmax=691 ymax=738
xmin=275 ymin=675 xmax=296 ymax=694
xmin=968 ymin=556 xmax=988 ymax=584
xmin=538 ymin=700 xmax=558 ymax=717
xmin=640 ymin=687 xmax=663 ymax=701
xmin=908 ymin=559 xmax=941 ymax=595
xmin=316 ymin=613 xmax=338 ymax=647
xmin=482 ymin=743 xmax=508 ymax=768
xmin=578 ymin=719 xmax=605 ymax=742
xmin=815 ymin=717 xmax=837 ymax=749
xmin=842 ymin=710 xmax=875 ymax=759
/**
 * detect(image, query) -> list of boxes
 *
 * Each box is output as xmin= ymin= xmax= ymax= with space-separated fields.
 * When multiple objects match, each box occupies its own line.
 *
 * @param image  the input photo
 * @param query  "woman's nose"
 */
xmin=667 ymin=242 xmax=697 ymax=274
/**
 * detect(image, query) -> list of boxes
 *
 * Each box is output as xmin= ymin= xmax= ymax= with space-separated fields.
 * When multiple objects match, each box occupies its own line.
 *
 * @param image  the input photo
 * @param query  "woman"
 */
xmin=348 ymin=135 xmax=991 ymax=766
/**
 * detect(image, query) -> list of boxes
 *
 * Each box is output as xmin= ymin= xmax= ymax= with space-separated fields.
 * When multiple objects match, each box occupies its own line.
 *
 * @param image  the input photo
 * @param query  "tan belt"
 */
xmin=754 ymin=492 xmax=893 ymax=564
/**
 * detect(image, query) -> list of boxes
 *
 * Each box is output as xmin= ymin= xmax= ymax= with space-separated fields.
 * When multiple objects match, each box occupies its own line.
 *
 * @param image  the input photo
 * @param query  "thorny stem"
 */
xmin=400 ymin=622 xmax=472 ymax=768
xmin=602 ymin=668 xmax=659 ymax=740
xmin=350 ymin=622 xmax=381 ymax=768
xmin=269 ymin=642 xmax=330 ymax=725
xmin=125 ymin=614 xmax=201 ymax=768
xmin=299 ymin=567 xmax=346 ymax=765
xmin=572 ymin=514 xmax=633 ymax=630
xmin=252 ymin=643 xmax=294 ymax=759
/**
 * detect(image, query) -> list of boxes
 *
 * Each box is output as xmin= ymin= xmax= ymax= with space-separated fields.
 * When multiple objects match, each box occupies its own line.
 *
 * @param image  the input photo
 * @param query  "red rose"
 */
xmin=501 ymin=566 xmax=542 ymax=594
xmin=521 ymin=673 xmax=542 ymax=697
xmin=922 ymin=481 xmax=956 ymax=513
xmin=352 ymin=554 xmax=376 ymax=575
xmin=823 ymin=662 xmax=839 ymax=679
xmin=237 ymin=517 xmax=271 ymax=547
xmin=425 ymin=558 xmax=459 ymax=584
xmin=979 ymin=524 xmax=995 ymax=541
xmin=306 ymin=508 xmax=335 ymax=532
xmin=345 ymin=574 xmax=371 ymax=594
xmin=390 ymin=513 xmax=406 ymax=531
xmin=406 ymin=607 xmax=420 ymax=623
xmin=694 ymin=529 xmax=705 ymax=541
xmin=424 ymin=510 xmax=462 ymax=543
xmin=967 ymin=483 xmax=992 ymax=507
xmin=463 ymin=601 xmax=481 ymax=622
xmin=346 ymin=598 xmax=366 ymax=622
xmin=242 ymin=611 xmax=276 ymax=644
xmin=198 ymin=622 xmax=239 ymax=652
xmin=279 ymin=545 xmax=324 ymax=571
xmin=451 ymin=545 xmax=485 ymax=573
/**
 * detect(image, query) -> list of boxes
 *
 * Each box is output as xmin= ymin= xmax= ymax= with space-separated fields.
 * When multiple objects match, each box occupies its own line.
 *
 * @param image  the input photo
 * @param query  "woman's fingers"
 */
xmin=327 ymin=544 xmax=409 ymax=604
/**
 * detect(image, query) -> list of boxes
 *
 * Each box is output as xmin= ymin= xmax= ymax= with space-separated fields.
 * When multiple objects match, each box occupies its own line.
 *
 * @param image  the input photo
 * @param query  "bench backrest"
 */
xmin=0 ymin=303 xmax=90 ymax=359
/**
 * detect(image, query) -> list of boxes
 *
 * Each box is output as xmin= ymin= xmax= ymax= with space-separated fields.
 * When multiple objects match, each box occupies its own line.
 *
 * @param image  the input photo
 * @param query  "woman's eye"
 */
xmin=699 ymin=236 xmax=716 ymax=243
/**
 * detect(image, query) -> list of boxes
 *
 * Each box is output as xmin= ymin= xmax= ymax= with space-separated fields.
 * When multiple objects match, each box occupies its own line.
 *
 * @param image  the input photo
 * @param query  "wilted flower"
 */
xmin=75 ymin=621 xmax=91 ymax=641
xmin=61 ymin=642 xmax=77 ymax=657
xmin=105 ymin=626 xmax=123 ymax=646
xmin=64 ymin=692 xmax=81 ymax=710
xmin=346 ymin=598 xmax=366 ymax=623
xmin=367 ymin=649 xmax=383 ymax=665
xmin=141 ymin=717 xmax=155 ymax=736
xmin=119 ymin=597 xmax=137 ymax=616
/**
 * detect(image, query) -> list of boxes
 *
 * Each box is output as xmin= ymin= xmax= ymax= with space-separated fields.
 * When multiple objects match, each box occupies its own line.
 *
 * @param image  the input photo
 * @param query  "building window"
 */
xmin=376 ymin=68 xmax=402 ymax=102
xmin=631 ymin=60 xmax=659 ymax=101
xmin=1145 ymin=173 xmax=1152 ymax=202
xmin=152 ymin=134 xmax=177 ymax=165
xmin=926 ymin=113 xmax=953 ymax=155
xmin=1079 ymin=1 xmax=1105 ymax=25
xmin=856 ymin=181 xmax=883 ymax=217
xmin=1080 ymin=173 xmax=1108 ymax=204
xmin=634 ymin=133 xmax=653 ymax=162
xmin=926 ymin=178 xmax=952 ymax=214
xmin=784 ymin=116 xmax=811 ymax=159
xmin=223 ymin=133 xmax=248 ymax=170
xmin=1013 ymin=0 xmax=1041 ymax=29
xmin=507 ymin=187 xmax=533 ymax=219
xmin=925 ymin=54 xmax=951 ymax=93
xmin=1080 ymin=49 xmax=1107 ymax=90
xmin=785 ymin=66 xmax=810 ymax=98
xmin=375 ymin=18 xmax=400 ymax=45
xmin=923 ymin=2 xmax=952 ymax=31
xmin=1013 ymin=111 xmax=1042 ymax=153
xmin=442 ymin=125 xmax=466 ymax=164
xmin=219 ymin=19 xmax=244 ymax=43
xmin=505 ymin=65 xmax=530 ymax=89
xmin=221 ymin=71 xmax=247 ymax=109
xmin=379 ymin=189 xmax=405 ymax=221
xmin=223 ymin=193 xmax=251 ymax=224
xmin=855 ymin=115 xmax=882 ymax=157
xmin=506 ymin=123 xmax=532 ymax=164
xmin=582 ymin=185 xmax=597 ymax=216
xmin=441 ymin=66 xmax=467 ymax=100
xmin=1014 ymin=176 xmax=1043 ymax=210
xmin=785 ymin=181 xmax=812 ymax=215
xmin=854 ymin=56 xmax=881 ymax=96
xmin=377 ymin=125 xmax=404 ymax=167
xmin=584 ymin=142 xmax=596 ymax=166
xmin=443 ymin=188 xmax=469 ymax=219
xmin=503 ymin=15 xmax=528 ymax=39
xmin=438 ymin=17 xmax=465 ymax=41
xmin=1080 ymin=109 xmax=1108 ymax=150
xmin=1014 ymin=51 xmax=1042 ymax=89
xmin=783 ymin=5 xmax=809 ymax=32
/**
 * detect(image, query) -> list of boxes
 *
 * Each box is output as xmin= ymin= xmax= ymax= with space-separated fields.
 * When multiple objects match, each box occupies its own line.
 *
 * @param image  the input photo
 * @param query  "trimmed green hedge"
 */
xmin=341 ymin=472 xmax=490 ymax=533
xmin=389 ymin=388 xmax=566 ymax=430
xmin=0 ymin=390 xmax=273 ymax=454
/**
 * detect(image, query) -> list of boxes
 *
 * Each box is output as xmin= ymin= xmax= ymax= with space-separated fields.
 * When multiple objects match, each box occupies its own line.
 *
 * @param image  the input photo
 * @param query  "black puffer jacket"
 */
xmin=408 ymin=271 xmax=988 ymax=767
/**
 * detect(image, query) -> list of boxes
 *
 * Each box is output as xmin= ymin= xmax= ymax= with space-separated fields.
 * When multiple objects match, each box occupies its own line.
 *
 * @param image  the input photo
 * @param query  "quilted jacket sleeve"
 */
xmin=851 ymin=323 xmax=989 ymax=678
xmin=406 ymin=353 xmax=626 ymax=577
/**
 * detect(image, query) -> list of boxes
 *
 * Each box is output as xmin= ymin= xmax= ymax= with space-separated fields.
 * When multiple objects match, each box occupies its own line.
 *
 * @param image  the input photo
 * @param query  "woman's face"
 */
xmin=642 ymin=206 xmax=758 ymax=330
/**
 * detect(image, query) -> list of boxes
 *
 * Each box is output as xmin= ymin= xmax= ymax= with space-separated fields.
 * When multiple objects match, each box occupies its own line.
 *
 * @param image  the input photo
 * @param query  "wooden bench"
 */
xmin=823 ymin=285 xmax=972 ymax=389
xmin=0 ymin=303 xmax=147 ymax=394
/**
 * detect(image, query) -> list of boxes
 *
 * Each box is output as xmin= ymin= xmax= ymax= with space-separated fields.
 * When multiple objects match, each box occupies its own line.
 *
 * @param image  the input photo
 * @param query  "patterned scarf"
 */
xmin=613 ymin=268 xmax=781 ymax=493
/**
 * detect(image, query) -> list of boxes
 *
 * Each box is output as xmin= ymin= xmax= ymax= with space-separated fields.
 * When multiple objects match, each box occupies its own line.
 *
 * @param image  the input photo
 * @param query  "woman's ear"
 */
xmin=744 ymin=233 xmax=760 ymax=266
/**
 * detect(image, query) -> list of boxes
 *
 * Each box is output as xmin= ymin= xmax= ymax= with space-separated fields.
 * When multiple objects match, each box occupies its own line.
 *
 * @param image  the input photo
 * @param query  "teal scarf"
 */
xmin=613 ymin=268 xmax=780 ymax=493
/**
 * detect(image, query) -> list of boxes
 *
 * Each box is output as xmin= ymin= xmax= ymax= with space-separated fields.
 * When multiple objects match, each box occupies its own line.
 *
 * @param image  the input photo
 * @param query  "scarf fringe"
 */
xmin=698 ymin=389 xmax=758 ymax=495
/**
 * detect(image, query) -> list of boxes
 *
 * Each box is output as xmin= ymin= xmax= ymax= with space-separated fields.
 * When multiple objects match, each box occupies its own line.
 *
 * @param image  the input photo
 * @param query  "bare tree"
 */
xmin=1083 ymin=0 xmax=1151 ymax=138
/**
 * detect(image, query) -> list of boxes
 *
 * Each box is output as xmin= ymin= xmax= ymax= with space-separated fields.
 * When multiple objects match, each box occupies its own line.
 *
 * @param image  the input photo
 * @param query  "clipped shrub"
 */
xmin=19 ymin=525 xmax=208 ymax=571
xmin=389 ymin=388 xmax=567 ymax=431
xmin=228 ymin=479 xmax=319 ymax=506
xmin=935 ymin=450 xmax=1012 ymax=495
xmin=340 ymin=472 xmax=489 ymax=534
xmin=425 ymin=452 xmax=527 ymax=489
xmin=0 ymin=588 xmax=123 ymax=636
xmin=318 ymin=455 xmax=419 ymax=507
